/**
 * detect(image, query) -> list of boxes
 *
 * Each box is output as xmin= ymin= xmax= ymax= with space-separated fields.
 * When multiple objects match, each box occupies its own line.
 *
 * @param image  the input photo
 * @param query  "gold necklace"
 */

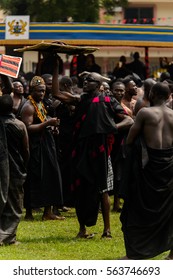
xmin=28 ymin=95 xmax=47 ymax=123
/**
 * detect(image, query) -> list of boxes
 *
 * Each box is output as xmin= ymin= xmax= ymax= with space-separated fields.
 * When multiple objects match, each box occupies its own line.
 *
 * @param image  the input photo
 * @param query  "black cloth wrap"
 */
xmin=71 ymin=93 xmax=125 ymax=227
xmin=120 ymin=138 xmax=173 ymax=259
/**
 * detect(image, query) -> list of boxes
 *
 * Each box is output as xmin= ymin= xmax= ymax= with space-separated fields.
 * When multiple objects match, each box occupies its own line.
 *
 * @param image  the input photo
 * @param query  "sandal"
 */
xmin=62 ymin=206 xmax=71 ymax=212
xmin=42 ymin=214 xmax=65 ymax=221
xmin=76 ymin=233 xmax=95 ymax=239
xmin=101 ymin=231 xmax=112 ymax=239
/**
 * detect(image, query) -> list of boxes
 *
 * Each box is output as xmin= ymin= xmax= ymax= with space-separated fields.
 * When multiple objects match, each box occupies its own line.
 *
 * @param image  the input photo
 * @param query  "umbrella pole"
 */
xmin=145 ymin=46 xmax=149 ymax=78
xmin=35 ymin=51 xmax=42 ymax=75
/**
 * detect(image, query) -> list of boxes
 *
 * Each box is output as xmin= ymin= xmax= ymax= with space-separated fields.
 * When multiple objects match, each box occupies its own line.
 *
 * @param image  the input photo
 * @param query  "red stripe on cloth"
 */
xmin=2 ymin=55 xmax=22 ymax=63
xmin=1 ymin=61 xmax=18 ymax=71
xmin=0 ymin=68 xmax=17 ymax=76
xmin=104 ymin=96 xmax=110 ymax=102
xmin=92 ymin=97 xmax=99 ymax=103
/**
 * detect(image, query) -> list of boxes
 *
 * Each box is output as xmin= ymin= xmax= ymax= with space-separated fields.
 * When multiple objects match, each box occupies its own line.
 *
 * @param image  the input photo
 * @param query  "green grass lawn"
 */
xmin=0 ymin=202 xmax=169 ymax=260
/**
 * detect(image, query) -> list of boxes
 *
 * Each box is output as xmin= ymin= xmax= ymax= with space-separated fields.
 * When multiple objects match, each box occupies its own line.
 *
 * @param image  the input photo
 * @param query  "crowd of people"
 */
xmin=0 ymin=50 xmax=173 ymax=260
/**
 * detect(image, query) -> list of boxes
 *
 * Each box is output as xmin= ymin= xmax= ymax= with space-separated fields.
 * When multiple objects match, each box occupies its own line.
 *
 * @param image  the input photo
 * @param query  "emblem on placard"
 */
xmin=8 ymin=19 xmax=27 ymax=36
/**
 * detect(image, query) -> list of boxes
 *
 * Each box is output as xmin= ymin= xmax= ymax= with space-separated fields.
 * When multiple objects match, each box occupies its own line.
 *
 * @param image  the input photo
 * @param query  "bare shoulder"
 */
xmin=165 ymin=105 xmax=173 ymax=113
xmin=134 ymin=98 xmax=144 ymax=113
xmin=21 ymin=100 xmax=34 ymax=114
xmin=138 ymin=105 xmax=165 ymax=115
xmin=136 ymin=106 xmax=151 ymax=117
xmin=164 ymin=105 xmax=173 ymax=118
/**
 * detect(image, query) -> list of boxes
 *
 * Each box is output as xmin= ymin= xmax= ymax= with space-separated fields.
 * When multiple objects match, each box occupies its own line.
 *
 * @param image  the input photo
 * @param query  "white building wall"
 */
xmin=156 ymin=3 xmax=173 ymax=25
xmin=97 ymin=0 xmax=173 ymax=76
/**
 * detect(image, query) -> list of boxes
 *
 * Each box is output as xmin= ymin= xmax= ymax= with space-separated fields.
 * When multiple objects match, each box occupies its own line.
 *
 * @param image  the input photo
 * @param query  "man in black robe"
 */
xmin=21 ymin=76 xmax=64 ymax=221
xmin=0 ymin=94 xmax=29 ymax=245
xmin=52 ymin=66 xmax=134 ymax=238
xmin=120 ymin=82 xmax=173 ymax=259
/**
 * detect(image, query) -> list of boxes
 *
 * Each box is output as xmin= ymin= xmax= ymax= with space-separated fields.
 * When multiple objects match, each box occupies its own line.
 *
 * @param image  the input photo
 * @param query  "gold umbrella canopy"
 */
xmin=14 ymin=40 xmax=99 ymax=55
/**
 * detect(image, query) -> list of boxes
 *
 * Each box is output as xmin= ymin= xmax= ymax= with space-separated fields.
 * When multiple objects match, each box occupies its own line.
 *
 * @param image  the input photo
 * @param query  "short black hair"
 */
xmin=133 ymin=52 xmax=140 ymax=59
xmin=160 ymin=72 xmax=171 ymax=82
xmin=59 ymin=76 xmax=73 ymax=87
xmin=0 ymin=94 xmax=13 ymax=115
xmin=151 ymin=82 xmax=171 ymax=100
xmin=110 ymin=81 xmax=125 ymax=90
xmin=41 ymin=74 xmax=52 ymax=82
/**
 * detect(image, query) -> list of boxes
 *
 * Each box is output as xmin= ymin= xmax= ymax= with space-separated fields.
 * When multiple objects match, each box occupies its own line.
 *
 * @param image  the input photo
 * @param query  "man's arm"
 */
xmin=52 ymin=56 xmax=80 ymax=104
xmin=21 ymin=122 xmax=30 ymax=164
xmin=14 ymin=118 xmax=30 ymax=164
xmin=116 ymin=113 xmax=134 ymax=131
xmin=134 ymin=98 xmax=144 ymax=116
xmin=21 ymin=103 xmax=59 ymax=134
xmin=126 ymin=109 xmax=146 ymax=144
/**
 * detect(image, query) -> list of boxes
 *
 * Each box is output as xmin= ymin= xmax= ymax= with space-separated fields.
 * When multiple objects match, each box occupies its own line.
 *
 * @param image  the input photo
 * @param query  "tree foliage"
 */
xmin=100 ymin=0 xmax=128 ymax=15
xmin=0 ymin=0 xmax=128 ymax=22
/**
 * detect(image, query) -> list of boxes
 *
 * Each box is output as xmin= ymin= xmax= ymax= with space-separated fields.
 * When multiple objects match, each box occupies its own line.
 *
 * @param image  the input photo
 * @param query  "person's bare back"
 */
xmin=139 ymin=105 xmax=173 ymax=148
xmin=127 ymin=82 xmax=173 ymax=149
